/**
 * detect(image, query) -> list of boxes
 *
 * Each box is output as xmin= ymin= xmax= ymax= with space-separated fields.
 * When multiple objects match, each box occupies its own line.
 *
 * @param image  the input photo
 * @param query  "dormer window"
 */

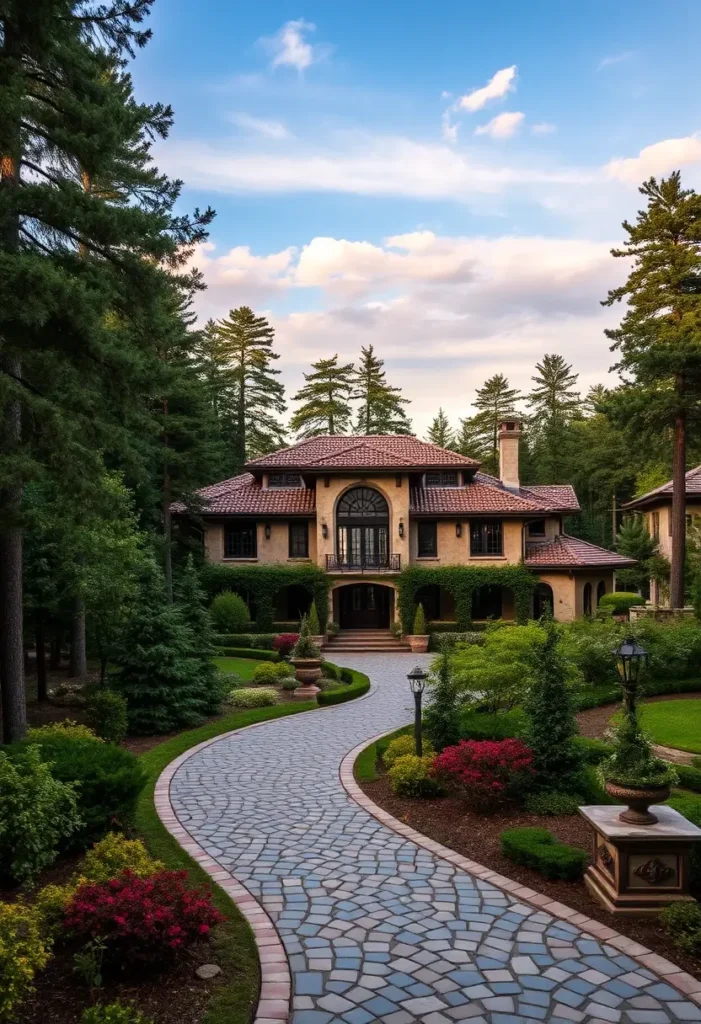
xmin=425 ymin=470 xmax=459 ymax=488
xmin=268 ymin=472 xmax=302 ymax=488
xmin=527 ymin=519 xmax=546 ymax=538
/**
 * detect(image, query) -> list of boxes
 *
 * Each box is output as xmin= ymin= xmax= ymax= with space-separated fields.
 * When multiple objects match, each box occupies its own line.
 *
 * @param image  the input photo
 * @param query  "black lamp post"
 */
xmin=614 ymin=636 xmax=648 ymax=715
xmin=407 ymin=664 xmax=428 ymax=756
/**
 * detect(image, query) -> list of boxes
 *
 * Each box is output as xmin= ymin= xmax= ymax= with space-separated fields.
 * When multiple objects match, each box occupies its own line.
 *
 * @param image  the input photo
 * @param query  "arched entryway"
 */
xmin=532 ymin=582 xmax=554 ymax=619
xmin=337 ymin=583 xmax=393 ymax=629
xmin=336 ymin=485 xmax=389 ymax=570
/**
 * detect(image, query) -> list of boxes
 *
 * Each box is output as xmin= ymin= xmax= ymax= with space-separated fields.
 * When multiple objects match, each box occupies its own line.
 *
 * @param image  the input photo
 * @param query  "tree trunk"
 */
xmin=670 ymin=400 xmax=687 ymax=609
xmin=50 ymin=629 xmax=62 ymax=670
xmin=68 ymin=598 xmax=87 ymax=677
xmin=0 ymin=474 xmax=26 ymax=743
xmin=35 ymin=612 xmax=47 ymax=702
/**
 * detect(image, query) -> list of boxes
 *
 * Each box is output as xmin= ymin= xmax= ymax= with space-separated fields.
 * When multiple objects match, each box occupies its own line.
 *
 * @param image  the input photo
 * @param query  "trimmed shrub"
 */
xmin=209 ymin=591 xmax=251 ymax=634
xmin=86 ymin=691 xmax=128 ymax=744
xmin=307 ymin=602 xmax=321 ymax=635
xmin=9 ymin=736 xmax=146 ymax=851
xmin=430 ymin=631 xmax=485 ymax=651
xmin=388 ymin=754 xmax=442 ymax=797
xmin=251 ymin=661 xmax=291 ymax=685
xmin=215 ymin=646 xmax=280 ymax=661
xmin=523 ymin=792 xmax=581 ymax=816
xmin=0 ymin=901 xmax=52 ymax=1019
xmin=282 ymin=678 xmax=300 ymax=691
xmin=273 ymin=633 xmax=299 ymax=657
xmin=64 ymin=870 xmax=224 ymax=964
xmin=0 ymin=745 xmax=82 ymax=884
xmin=383 ymin=733 xmax=434 ymax=767
xmin=677 ymin=764 xmax=701 ymax=793
xmin=433 ymin=738 xmax=534 ymax=809
xmin=501 ymin=827 xmax=588 ymax=880
xmin=340 ymin=668 xmax=353 ymax=684
xmin=660 ymin=900 xmax=701 ymax=954
xmin=212 ymin=633 xmax=276 ymax=649
xmin=412 ymin=603 xmax=427 ymax=635
xmin=227 ymin=687 xmax=279 ymax=708
xmin=81 ymin=1003 xmax=154 ymax=1024
xmin=317 ymin=668 xmax=370 ymax=705
xmin=598 ymin=592 xmax=643 ymax=616
xmin=321 ymin=661 xmax=339 ymax=680
xmin=26 ymin=720 xmax=101 ymax=743
xmin=424 ymin=652 xmax=461 ymax=750
xmin=82 ymin=834 xmax=164 ymax=884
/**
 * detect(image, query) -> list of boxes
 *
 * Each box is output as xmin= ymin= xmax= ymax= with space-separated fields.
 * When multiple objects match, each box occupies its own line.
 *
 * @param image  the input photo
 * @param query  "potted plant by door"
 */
xmin=290 ymin=615 xmax=323 ymax=699
xmin=407 ymin=603 xmax=429 ymax=654
xmin=307 ymin=602 xmax=325 ymax=648
xmin=598 ymin=715 xmax=678 ymax=825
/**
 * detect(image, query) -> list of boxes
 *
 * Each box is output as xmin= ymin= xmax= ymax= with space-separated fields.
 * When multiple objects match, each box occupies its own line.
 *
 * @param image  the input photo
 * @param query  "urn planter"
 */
xmin=291 ymin=657 xmax=322 ymax=699
xmin=604 ymin=781 xmax=671 ymax=826
xmin=407 ymin=635 xmax=429 ymax=654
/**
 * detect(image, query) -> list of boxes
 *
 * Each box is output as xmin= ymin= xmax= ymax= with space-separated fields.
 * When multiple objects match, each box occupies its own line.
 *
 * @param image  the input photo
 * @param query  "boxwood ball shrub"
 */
xmin=598 ymin=592 xmax=643 ymax=616
xmin=81 ymin=1004 xmax=154 ymax=1024
xmin=388 ymin=754 xmax=442 ymax=797
xmin=0 ymin=745 xmax=82 ymax=884
xmin=209 ymin=590 xmax=251 ymax=634
xmin=9 ymin=736 xmax=146 ymax=851
xmin=383 ymin=733 xmax=434 ymax=768
xmin=432 ymin=738 xmax=534 ymax=809
xmin=86 ymin=690 xmax=128 ymax=744
xmin=282 ymin=678 xmax=300 ymax=691
xmin=227 ymin=687 xmax=279 ymax=708
xmin=0 ymin=901 xmax=52 ymax=1020
xmin=501 ymin=827 xmax=588 ymax=880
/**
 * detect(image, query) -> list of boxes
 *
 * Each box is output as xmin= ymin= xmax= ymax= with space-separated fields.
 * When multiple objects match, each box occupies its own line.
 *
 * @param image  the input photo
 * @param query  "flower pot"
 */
xmin=604 ymin=781 xmax=671 ymax=825
xmin=311 ymin=634 xmax=326 ymax=648
xmin=408 ymin=635 xmax=429 ymax=653
xmin=291 ymin=657 xmax=322 ymax=698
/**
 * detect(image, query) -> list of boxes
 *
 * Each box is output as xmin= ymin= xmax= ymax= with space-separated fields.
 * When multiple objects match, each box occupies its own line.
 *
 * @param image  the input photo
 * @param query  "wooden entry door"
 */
xmin=339 ymin=585 xmax=390 ymax=629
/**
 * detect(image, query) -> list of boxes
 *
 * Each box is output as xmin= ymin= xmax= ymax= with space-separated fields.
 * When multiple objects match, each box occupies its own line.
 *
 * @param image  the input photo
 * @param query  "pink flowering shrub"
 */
xmin=432 ymin=738 xmax=534 ymax=809
xmin=273 ymin=634 xmax=299 ymax=658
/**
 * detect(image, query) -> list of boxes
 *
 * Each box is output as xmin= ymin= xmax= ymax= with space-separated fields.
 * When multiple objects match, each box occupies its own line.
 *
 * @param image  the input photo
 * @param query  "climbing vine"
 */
xmin=397 ymin=564 xmax=538 ymax=633
xmin=202 ymin=563 xmax=329 ymax=632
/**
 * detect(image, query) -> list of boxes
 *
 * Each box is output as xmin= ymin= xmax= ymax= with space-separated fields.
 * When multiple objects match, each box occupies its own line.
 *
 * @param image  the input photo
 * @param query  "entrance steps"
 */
xmin=325 ymin=629 xmax=411 ymax=654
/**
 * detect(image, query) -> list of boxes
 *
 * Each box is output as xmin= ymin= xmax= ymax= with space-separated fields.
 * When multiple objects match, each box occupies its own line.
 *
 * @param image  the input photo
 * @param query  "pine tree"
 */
xmin=290 ymin=355 xmax=354 ymax=438
xmin=352 ymin=345 xmax=411 ymax=434
xmin=212 ymin=307 xmax=286 ymax=468
xmin=424 ymin=649 xmax=461 ymax=751
xmin=426 ymin=408 xmax=454 ymax=449
xmin=603 ymin=173 xmax=701 ymax=608
xmin=614 ymin=516 xmax=664 ymax=594
xmin=527 ymin=354 xmax=581 ymax=483
xmin=454 ymin=417 xmax=488 ymax=464
xmin=175 ymin=554 xmax=216 ymax=660
xmin=471 ymin=374 xmax=521 ymax=475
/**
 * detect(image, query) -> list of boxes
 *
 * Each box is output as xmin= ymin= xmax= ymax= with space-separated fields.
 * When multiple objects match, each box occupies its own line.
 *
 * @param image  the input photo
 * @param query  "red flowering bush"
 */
xmin=63 ymin=871 xmax=223 ymax=964
xmin=273 ymin=633 xmax=299 ymax=657
xmin=432 ymin=738 xmax=534 ymax=809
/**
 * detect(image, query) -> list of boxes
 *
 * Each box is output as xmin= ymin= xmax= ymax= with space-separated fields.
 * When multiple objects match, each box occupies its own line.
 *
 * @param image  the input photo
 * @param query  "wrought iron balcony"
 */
xmin=326 ymin=553 xmax=401 ymax=573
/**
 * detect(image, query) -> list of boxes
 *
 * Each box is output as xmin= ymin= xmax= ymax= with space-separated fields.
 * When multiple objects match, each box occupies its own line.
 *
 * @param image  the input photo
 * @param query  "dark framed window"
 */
xmin=224 ymin=521 xmax=257 ymax=559
xmin=596 ymin=580 xmax=606 ymax=605
xmin=416 ymin=584 xmax=440 ymax=620
xmin=288 ymin=522 xmax=309 ymax=558
xmin=268 ymin=472 xmax=302 ymax=488
xmin=425 ymin=470 xmax=459 ymax=487
xmin=337 ymin=486 xmax=388 ymax=519
xmin=527 ymin=519 xmax=546 ymax=537
xmin=472 ymin=585 xmax=503 ymax=619
xmin=470 ymin=520 xmax=502 ymax=555
xmin=583 ymin=582 xmax=593 ymax=616
xmin=417 ymin=521 xmax=438 ymax=557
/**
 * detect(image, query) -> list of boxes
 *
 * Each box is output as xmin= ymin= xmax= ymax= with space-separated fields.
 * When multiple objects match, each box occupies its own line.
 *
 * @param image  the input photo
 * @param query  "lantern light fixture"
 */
xmin=264 ymin=523 xmax=271 ymax=540
xmin=614 ymin=636 xmax=648 ymax=687
xmin=456 ymin=522 xmax=462 ymax=538
xmin=407 ymin=665 xmax=428 ymax=756
xmin=398 ymin=520 xmax=405 ymax=538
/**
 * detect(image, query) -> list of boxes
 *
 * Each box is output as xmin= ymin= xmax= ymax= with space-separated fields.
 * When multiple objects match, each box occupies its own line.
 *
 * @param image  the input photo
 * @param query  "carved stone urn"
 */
xmin=291 ymin=657 xmax=322 ymax=699
xmin=604 ymin=781 xmax=671 ymax=826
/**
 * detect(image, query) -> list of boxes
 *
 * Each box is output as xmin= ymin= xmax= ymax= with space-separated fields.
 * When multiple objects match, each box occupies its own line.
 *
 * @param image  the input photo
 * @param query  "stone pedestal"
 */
xmin=579 ymin=804 xmax=701 ymax=916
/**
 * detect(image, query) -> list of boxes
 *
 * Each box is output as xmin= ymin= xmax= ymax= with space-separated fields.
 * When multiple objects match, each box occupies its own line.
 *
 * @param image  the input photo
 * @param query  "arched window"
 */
xmin=336 ymin=487 xmax=388 ymax=520
xmin=597 ymin=580 xmax=607 ymax=606
xmin=583 ymin=582 xmax=593 ymax=616
xmin=416 ymin=584 xmax=441 ymax=622
xmin=532 ymin=582 xmax=554 ymax=619
xmin=336 ymin=487 xmax=389 ymax=569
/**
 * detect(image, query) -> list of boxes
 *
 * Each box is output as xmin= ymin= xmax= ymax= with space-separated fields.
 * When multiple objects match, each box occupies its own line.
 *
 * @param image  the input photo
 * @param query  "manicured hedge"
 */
xmin=202 ymin=563 xmax=328 ymax=632
xmin=598 ymin=592 xmax=644 ymax=615
xmin=317 ymin=666 xmax=370 ymax=706
xmin=214 ymin=647 xmax=280 ymax=662
xmin=501 ymin=827 xmax=589 ymax=880
xmin=429 ymin=631 xmax=485 ymax=652
xmin=213 ymin=633 xmax=276 ymax=649
xmin=677 ymin=764 xmax=701 ymax=793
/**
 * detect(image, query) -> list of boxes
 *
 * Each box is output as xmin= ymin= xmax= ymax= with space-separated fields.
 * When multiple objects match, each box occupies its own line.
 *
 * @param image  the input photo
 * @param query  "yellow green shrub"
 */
xmin=388 ymin=754 xmax=442 ymax=797
xmin=383 ymin=734 xmax=433 ymax=768
xmin=81 ymin=833 xmax=164 ymax=884
xmin=0 ymin=901 xmax=52 ymax=1019
xmin=26 ymin=721 xmax=102 ymax=744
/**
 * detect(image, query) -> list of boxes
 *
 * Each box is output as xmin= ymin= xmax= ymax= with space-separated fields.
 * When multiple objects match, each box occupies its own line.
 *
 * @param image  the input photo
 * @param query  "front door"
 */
xmin=337 ymin=525 xmax=389 ymax=569
xmin=339 ymin=585 xmax=390 ymax=629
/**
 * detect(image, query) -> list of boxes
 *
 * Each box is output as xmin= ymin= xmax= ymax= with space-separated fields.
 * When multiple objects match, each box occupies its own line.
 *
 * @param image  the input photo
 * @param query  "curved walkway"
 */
xmin=163 ymin=655 xmax=701 ymax=1024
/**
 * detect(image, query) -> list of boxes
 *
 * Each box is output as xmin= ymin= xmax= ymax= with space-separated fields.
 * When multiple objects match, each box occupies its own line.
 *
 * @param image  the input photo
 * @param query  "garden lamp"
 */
xmin=407 ymin=665 xmax=428 ymax=757
xmin=614 ymin=636 xmax=648 ymax=714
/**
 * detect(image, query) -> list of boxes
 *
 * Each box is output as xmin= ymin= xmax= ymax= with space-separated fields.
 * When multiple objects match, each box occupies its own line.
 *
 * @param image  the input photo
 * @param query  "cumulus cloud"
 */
xmin=605 ymin=135 xmax=701 ymax=183
xmin=230 ymin=113 xmax=290 ymax=139
xmin=532 ymin=122 xmax=556 ymax=135
xmin=457 ymin=65 xmax=517 ymax=112
xmin=474 ymin=111 xmax=525 ymax=139
xmin=260 ymin=19 xmax=331 ymax=72
xmin=441 ymin=110 xmax=458 ymax=144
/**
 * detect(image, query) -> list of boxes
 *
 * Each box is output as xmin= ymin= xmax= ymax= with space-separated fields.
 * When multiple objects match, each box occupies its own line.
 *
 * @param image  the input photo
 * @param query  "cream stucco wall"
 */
xmin=408 ymin=517 xmax=525 ymax=566
xmin=315 ymin=474 xmax=411 ymax=569
xmin=203 ymin=518 xmax=316 ymax=566
xmin=536 ymin=574 xmax=577 ymax=622
xmin=647 ymin=502 xmax=701 ymax=559
xmin=575 ymin=571 xmax=615 ymax=618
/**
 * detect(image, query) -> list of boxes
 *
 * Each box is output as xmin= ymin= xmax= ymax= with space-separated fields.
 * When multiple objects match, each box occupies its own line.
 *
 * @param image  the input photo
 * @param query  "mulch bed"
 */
xmin=359 ymin=769 xmax=701 ymax=981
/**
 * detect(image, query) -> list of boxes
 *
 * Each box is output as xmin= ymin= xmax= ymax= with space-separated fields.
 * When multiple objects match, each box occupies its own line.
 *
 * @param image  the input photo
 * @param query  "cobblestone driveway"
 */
xmin=169 ymin=654 xmax=701 ymax=1024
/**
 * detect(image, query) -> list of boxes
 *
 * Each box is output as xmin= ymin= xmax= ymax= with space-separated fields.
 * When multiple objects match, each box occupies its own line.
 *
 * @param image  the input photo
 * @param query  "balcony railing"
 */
xmin=326 ymin=553 xmax=401 ymax=572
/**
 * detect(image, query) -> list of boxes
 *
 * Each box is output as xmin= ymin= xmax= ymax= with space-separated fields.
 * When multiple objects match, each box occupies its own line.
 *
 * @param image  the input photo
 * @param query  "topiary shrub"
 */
xmin=291 ymin=615 xmax=321 ymax=659
xmin=0 ymin=901 xmax=52 ymax=1019
xmin=307 ymin=602 xmax=321 ymax=635
xmin=0 ymin=746 xmax=82 ymax=884
xmin=388 ymin=754 xmax=442 ymax=797
xmin=523 ymin=792 xmax=581 ymax=816
xmin=598 ymin=592 xmax=644 ymax=616
xmin=433 ymin=738 xmax=534 ymax=809
xmin=9 ymin=737 xmax=146 ymax=851
xmin=81 ymin=1003 xmax=153 ymax=1024
xmin=86 ymin=691 xmax=128 ymax=743
xmin=412 ymin=603 xmax=427 ymax=635
xmin=501 ymin=827 xmax=588 ymax=880
xmin=383 ymin=733 xmax=434 ymax=768
xmin=226 ymin=687 xmax=279 ymax=708
xmin=64 ymin=870 xmax=224 ymax=965
xmin=660 ymin=900 xmax=701 ymax=954
xmin=209 ymin=591 xmax=251 ymax=634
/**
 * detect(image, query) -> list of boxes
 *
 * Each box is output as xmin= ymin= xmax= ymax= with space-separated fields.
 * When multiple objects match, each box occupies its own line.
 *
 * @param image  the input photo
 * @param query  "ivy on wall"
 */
xmin=397 ymin=564 xmax=538 ymax=633
xmin=202 ymin=563 xmax=329 ymax=632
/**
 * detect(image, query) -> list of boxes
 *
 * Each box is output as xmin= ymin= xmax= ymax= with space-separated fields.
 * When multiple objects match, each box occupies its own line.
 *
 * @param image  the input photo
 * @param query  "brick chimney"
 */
xmin=498 ymin=416 xmax=521 ymax=492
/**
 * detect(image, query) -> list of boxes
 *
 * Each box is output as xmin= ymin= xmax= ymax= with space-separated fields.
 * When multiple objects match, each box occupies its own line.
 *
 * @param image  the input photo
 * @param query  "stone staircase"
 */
xmin=324 ymin=629 xmax=411 ymax=654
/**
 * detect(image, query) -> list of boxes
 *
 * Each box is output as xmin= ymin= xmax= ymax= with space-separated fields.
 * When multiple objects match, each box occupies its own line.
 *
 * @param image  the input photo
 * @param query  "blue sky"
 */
xmin=133 ymin=0 xmax=701 ymax=434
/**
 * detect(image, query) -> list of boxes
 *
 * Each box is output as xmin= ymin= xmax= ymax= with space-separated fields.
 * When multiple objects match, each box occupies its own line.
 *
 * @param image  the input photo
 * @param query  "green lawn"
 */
xmin=213 ymin=656 xmax=260 ymax=681
xmin=636 ymin=699 xmax=701 ymax=754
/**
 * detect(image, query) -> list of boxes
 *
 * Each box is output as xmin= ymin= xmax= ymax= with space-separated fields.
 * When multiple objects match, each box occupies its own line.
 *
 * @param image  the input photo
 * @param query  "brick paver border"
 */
xmin=339 ymin=728 xmax=701 ymax=1008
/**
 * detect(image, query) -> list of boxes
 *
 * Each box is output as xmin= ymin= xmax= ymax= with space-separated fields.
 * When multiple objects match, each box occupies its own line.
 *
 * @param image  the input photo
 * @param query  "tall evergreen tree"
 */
xmin=290 ymin=355 xmax=354 ymax=437
xmin=426 ymin=408 xmax=454 ymax=449
xmin=527 ymin=354 xmax=581 ymax=483
xmin=603 ymin=173 xmax=701 ymax=608
xmin=472 ymin=374 xmax=521 ymax=475
xmin=352 ymin=345 xmax=411 ymax=434
xmin=454 ymin=416 xmax=488 ymax=464
xmin=211 ymin=307 xmax=286 ymax=469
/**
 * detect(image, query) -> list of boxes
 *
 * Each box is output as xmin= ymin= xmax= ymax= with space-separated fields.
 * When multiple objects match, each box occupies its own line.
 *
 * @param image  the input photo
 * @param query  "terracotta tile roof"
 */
xmin=181 ymin=473 xmax=316 ymax=516
xmin=411 ymin=484 xmax=549 ymax=514
xmin=246 ymin=435 xmax=480 ymax=471
xmin=520 ymin=484 xmax=580 ymax=512
xmin=525 ymin=534 xmax=637 ymax=569
xmin=623 ymin=465 xmax=701 ymax=509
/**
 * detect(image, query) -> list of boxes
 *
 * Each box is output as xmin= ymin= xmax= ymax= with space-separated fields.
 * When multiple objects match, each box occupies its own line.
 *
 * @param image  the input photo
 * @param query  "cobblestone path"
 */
xmin=169 ymin=654 xmax=701 ymax=1024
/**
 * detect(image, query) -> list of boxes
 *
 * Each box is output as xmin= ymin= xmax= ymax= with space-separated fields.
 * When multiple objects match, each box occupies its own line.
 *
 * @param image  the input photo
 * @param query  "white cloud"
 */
xmin=230 ymin=113 xmax=290 ymax=139
xmin=531 ymin=122 xmax=556 ymax=135
xmin=457 ymin=65 xmax=517 ymax=113
xmin=598 ymin=51 xmax=634 ymax=70
xmin=261 ymin=19 xmax=331 ymax=72
xmin=474 ymin=111 xmax=525 ymax=139
xmin=605 ymin=135 xmax=701 ymax=183
xmin=441 ymin=111 xmax=458 ymax=144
